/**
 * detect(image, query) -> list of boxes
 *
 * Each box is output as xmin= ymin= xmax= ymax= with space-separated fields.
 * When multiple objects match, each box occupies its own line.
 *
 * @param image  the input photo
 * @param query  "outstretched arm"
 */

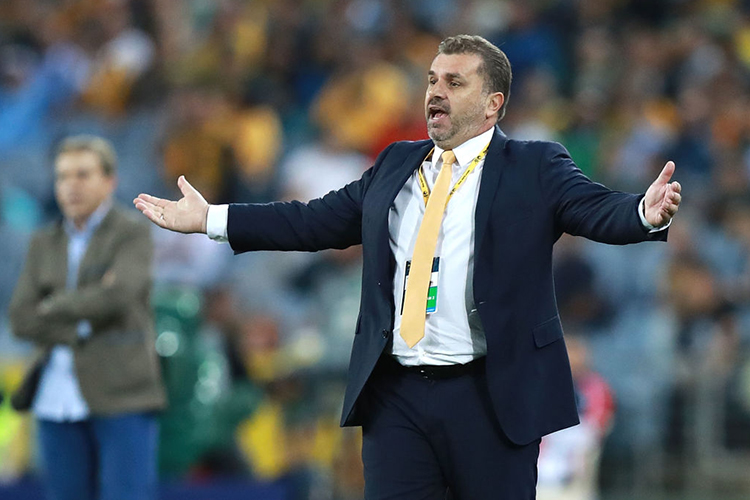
xmin=133 ymin=173 xmax=367 ymax=252
xmin=541 ymin=143 xmax=676 ymax=243
xmin=643 ymin=161 xmax=682 ymax=228
xmin=133 ymin=175 xmax=208 ymax=233
xmin=134 ymin=142 xmax=399 ymax=252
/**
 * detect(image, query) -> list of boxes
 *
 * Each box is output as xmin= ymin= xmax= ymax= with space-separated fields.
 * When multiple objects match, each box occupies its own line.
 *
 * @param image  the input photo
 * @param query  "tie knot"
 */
xmin=441 ymin=150 xmax=455 ymax=169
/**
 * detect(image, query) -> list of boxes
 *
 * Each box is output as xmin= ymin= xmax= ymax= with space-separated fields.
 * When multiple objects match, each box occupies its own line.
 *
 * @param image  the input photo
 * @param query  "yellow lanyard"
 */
xmin=417 ymin=143 xmax=490 ymax=206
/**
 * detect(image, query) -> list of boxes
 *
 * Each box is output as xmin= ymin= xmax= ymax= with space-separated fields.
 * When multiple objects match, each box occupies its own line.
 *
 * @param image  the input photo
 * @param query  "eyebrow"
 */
xmin=428 ymin=70 xmax=466 ymax=81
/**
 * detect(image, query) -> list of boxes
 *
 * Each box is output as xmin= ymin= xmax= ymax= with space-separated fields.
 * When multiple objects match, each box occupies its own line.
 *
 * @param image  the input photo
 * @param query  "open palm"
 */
xmin=133 ymin=176 xmax=209 ymax=234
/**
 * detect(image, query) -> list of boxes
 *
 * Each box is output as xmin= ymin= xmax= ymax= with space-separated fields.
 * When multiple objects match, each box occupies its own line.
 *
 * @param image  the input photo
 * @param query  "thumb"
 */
xmin=177 ymin=175 xmax=200 ymax=198
xmin=654 ymin=161 xmax=675 ymax=186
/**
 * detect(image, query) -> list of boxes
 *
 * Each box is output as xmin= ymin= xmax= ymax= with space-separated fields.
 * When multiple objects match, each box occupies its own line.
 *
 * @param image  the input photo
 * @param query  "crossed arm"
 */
xmin=10 ymin=225 xmax=153 ymax=346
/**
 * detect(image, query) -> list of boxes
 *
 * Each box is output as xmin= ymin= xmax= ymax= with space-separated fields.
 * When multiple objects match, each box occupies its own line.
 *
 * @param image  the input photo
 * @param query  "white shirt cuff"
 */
xmin=639 ymin=197 xmax=670 ymax=233
xmin=207 ymin=204 xmax=229 ymax=243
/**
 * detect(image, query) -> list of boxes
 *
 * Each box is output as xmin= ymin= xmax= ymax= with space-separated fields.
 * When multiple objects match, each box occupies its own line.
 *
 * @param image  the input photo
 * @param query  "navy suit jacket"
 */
xmin=228 ymin=127 xmax=667 ymax=445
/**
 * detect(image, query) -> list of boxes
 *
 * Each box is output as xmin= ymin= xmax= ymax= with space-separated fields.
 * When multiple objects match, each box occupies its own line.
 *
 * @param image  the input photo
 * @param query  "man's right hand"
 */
xmin=133 ymin=176 xmax=209 ymax=234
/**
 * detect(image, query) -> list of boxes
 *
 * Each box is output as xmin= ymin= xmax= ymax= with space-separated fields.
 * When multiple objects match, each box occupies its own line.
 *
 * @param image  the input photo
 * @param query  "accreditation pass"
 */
xmin=401 ymin=257 xmax=440 ymax=315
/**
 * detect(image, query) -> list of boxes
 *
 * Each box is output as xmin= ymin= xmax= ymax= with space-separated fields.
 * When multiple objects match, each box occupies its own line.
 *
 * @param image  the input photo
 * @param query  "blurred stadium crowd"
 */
xmin=2 ymin=0 xmax=750 ymax=498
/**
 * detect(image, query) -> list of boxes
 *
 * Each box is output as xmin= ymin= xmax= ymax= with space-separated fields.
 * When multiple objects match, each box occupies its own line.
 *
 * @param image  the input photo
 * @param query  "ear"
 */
xmin=486 ymin=92 xmax=504 ymax=119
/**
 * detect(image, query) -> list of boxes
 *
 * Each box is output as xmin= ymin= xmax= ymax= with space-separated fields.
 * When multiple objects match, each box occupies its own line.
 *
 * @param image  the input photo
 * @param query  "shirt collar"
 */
xmin=431 ymin=127 xmax=495 ymax=169
xmin=64 ymin=199 xmax=112 ymax=237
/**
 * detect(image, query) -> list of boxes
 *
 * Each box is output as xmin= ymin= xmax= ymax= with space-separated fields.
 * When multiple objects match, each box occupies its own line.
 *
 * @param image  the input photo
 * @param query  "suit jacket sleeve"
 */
xmin=540 ymin=142 xmax=667 ymax=244
xmin=9 ymin=232 xmax=77 ymax=345
xmin=228 ymin=143 xmax=394 ymax=253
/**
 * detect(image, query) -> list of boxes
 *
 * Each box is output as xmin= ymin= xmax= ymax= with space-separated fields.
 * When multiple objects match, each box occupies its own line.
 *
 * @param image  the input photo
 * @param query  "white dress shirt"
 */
xmin=207 ymin=129 xmax=666 ymax=367
xmin=33 ymin=202 xmax=111 ymax=421
xmin=388 ymin=128 xmax=494 ymax=365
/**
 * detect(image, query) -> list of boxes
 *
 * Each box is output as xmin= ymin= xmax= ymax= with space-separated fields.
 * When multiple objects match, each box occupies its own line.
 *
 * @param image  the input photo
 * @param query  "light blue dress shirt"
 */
xmin=32 ymin=202 xmax=111 ymax=421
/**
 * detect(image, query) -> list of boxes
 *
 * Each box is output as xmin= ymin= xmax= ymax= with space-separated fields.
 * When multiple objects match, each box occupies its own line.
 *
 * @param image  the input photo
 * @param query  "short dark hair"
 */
xmin=437 ymin=35 xmax=512 ymax=121
xmin=55 ymin=135 xmax=117 ymax=176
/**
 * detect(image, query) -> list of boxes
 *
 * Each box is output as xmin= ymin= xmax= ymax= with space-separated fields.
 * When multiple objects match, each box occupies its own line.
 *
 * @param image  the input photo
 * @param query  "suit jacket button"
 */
xmin=382 ymin=329 xmax=390 ymax=338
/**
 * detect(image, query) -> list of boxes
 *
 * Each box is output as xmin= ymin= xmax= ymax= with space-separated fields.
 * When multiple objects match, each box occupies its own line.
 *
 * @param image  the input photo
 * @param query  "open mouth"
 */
xmin=428 ymin=106 xmax=449 ymax=122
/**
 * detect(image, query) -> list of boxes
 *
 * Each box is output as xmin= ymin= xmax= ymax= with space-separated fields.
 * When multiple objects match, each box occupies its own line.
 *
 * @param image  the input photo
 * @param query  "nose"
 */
xmin=427 ymin=79 xmax=447 ymax=100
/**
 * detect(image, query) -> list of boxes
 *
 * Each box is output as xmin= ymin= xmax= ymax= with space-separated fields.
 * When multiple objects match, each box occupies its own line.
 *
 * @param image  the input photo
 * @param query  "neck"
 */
xmin=68 ymin=212 xmax=94 ymax=232
xmin=72 ymin=218 xmax=87 ymax=231
xmin=67 ymin=199 xmax=112 ymax=232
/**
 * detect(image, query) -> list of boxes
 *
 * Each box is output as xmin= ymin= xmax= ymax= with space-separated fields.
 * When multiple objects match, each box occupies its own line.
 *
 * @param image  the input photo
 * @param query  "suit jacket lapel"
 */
xmin=50 ymin=223 xmax=70 ymax=291
xmin=474 ymin=126 xmax=508 ymax=258
xmin=78 ymin=207 xmax=118 ymax=286
xmin=385 ymin=142 xmax=433 ymax=206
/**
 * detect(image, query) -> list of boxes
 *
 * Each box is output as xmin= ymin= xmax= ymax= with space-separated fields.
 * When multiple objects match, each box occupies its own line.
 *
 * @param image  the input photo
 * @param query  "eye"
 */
xmin=450 ymin=81 xmax=460 ymax=88
xmin=428 ymin=78 xmax=436 ymax=85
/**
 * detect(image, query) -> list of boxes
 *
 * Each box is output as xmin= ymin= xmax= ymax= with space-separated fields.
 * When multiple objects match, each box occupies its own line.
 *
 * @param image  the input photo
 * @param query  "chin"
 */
xmin=428 ymin=129 xmax=451 ymax=145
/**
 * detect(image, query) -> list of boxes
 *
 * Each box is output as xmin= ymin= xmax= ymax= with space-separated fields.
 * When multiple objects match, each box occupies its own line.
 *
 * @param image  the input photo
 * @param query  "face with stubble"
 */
xmin=424 ymin=53 xmax=503 ymax=150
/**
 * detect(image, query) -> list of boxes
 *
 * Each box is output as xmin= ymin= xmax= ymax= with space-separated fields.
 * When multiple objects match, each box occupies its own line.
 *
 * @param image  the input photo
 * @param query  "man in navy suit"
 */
xmin=136 ymin=35 xmax=681 ymax=499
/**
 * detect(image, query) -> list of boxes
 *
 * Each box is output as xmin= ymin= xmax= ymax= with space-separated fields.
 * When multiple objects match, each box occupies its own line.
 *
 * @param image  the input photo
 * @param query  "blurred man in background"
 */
xmin=9 ymin=135 xmax=166 ymax=500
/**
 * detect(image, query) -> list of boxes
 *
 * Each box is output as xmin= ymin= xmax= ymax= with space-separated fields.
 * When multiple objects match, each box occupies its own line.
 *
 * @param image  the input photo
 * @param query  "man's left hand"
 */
xmin=644 ymin=161 xmax=682 ymax=228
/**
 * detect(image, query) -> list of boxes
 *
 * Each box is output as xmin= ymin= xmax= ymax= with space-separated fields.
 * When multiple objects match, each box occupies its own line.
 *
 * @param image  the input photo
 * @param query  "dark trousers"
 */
xmin=361 ymin=356 xmax=540 ymax=500
xmin=37 ymin=413 xmax=159 ymax=500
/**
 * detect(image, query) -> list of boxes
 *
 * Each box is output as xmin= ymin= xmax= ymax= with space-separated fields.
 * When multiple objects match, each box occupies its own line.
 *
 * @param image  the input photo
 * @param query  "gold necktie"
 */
xmin=400 ymin=150 xmax=456 ymax=348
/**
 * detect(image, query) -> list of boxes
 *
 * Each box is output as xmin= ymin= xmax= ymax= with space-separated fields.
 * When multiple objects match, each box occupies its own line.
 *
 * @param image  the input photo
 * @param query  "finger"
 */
xmin=655 ymin=161 xmax=675 ymax=185
xmin=671 ymin=181 xmax=681 ymax=193
xmin=134 ymin=199 xmax=158 ymax=214
xmin=670 ymin=192 xmax=681 ymax=205
xmin=663 ymin=203 xmax=679 ymax=216
xmin=141 ymin=207 xmax=167 ymax=228
xmin=136 ymin=193 xmax=169 ymax=208
xmin=133 ymin=199 xmax=149 ymax=212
